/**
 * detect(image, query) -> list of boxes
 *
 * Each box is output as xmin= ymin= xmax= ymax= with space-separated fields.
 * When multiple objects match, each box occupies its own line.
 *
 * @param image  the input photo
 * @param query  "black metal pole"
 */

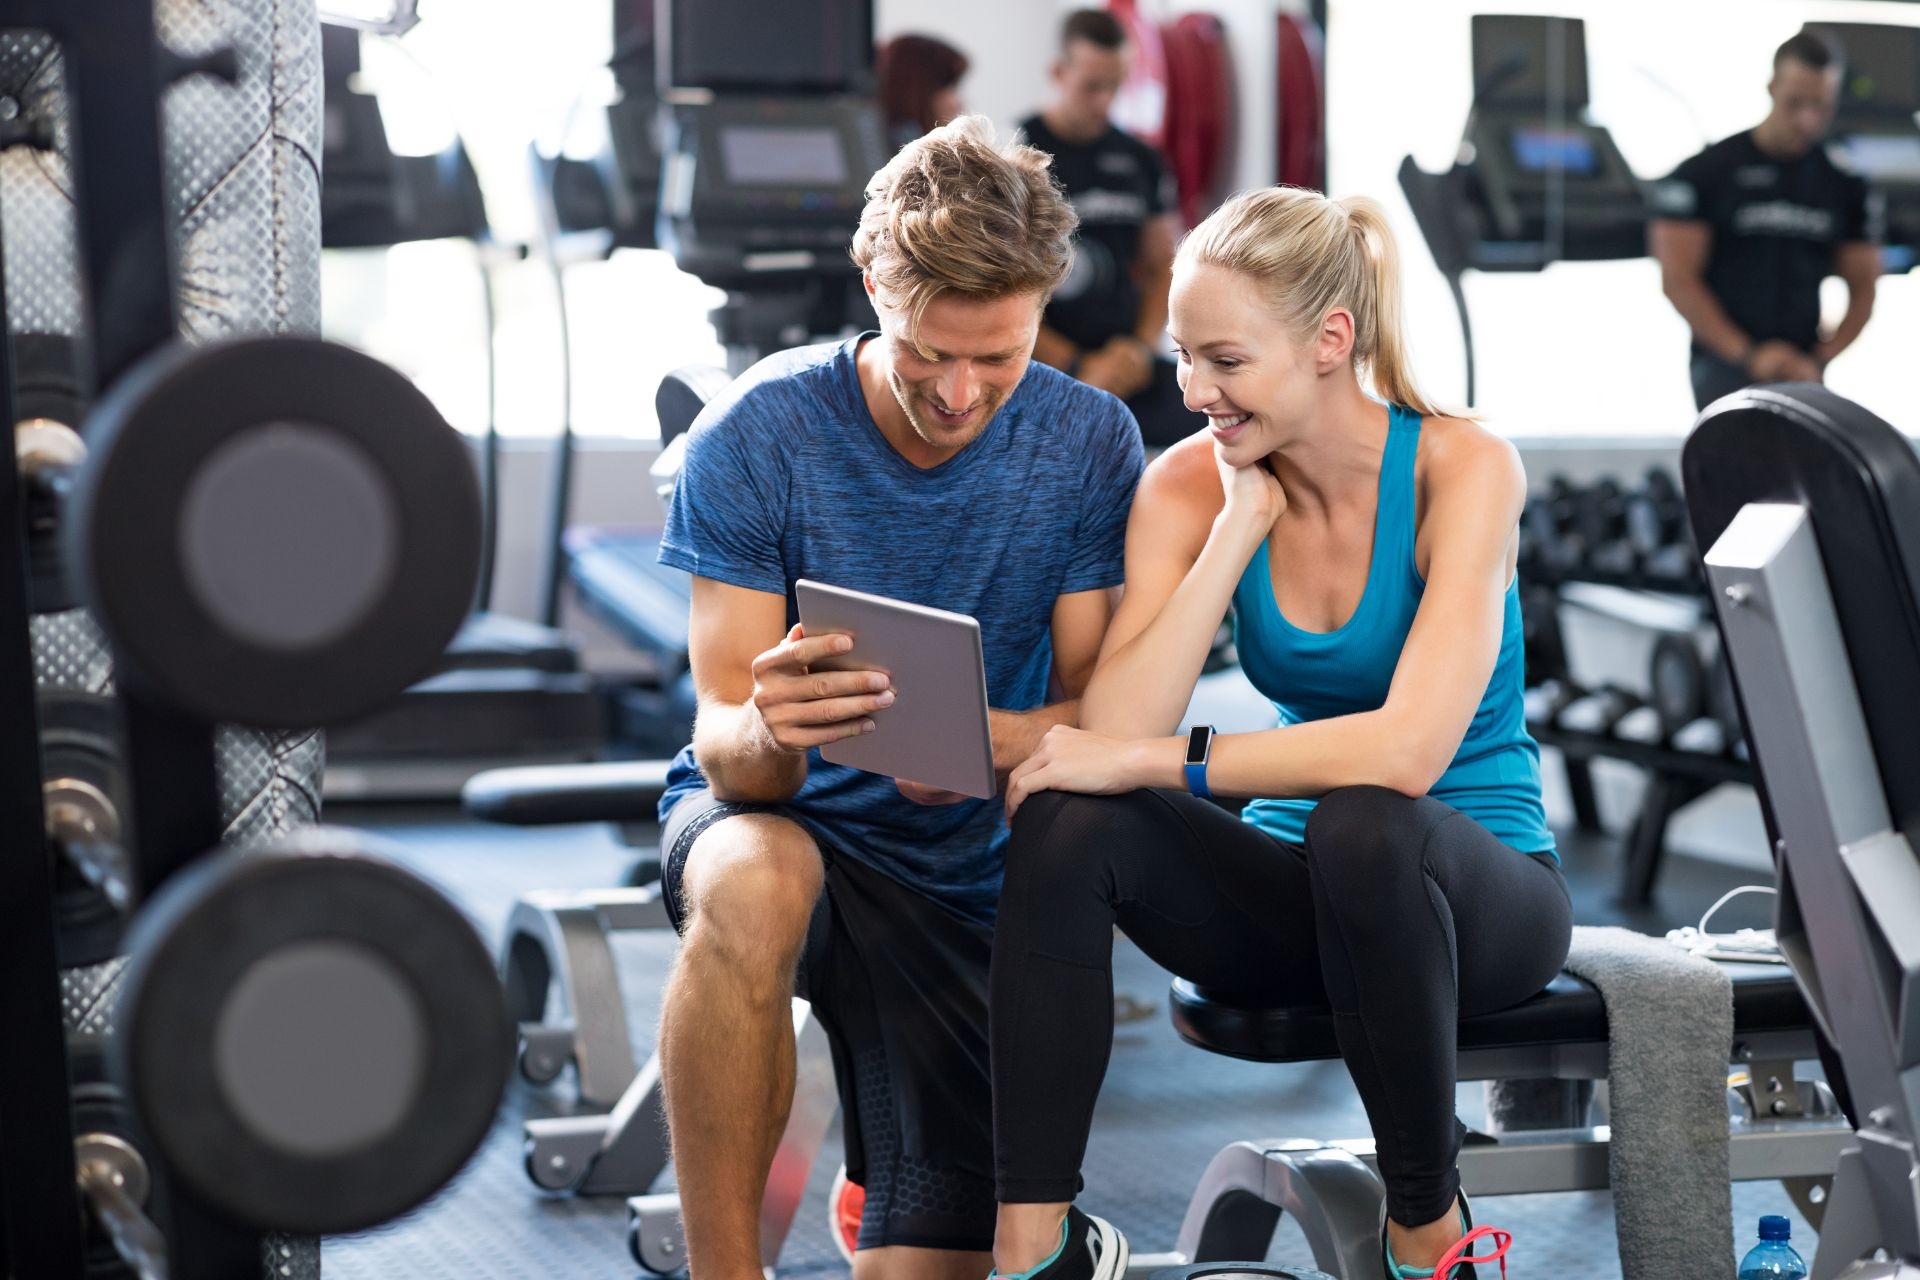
xmin=0 ymin=327 xmax=89 ymax=1279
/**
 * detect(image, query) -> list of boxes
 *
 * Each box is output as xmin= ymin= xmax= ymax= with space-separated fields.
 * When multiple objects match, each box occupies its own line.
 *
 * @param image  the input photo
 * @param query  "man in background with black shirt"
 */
xmin=1651 ymin=31 xmax=1881 ymax=411
xmin=1021 ymin=9 xmax=1199 ymax=447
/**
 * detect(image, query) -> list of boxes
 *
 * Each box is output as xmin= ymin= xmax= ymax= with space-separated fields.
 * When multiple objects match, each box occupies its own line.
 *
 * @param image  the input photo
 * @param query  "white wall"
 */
xmin=875 ymin=0 xmax=1061 ymax=136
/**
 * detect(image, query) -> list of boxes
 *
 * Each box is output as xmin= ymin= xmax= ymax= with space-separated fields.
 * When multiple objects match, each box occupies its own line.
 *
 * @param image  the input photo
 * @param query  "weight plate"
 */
xmin=1649 ymin=634 xmax=1706 ymax=737
xmin=68 ymin=337 xmax=479 ymax=728
xmin=113 ymin=831 xmax=511 ymax=1235
xmin=38 ymin=691 xmax=128 ymax=967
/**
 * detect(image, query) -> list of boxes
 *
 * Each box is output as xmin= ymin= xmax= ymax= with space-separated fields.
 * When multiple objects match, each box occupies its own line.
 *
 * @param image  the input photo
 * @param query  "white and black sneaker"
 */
xmin=988 ymin=1205 xmax=1130 ymax=1280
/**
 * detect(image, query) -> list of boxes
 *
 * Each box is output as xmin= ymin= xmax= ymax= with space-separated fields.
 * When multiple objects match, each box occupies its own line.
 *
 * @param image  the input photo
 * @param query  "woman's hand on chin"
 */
xmin=1005 ymin=724 xmax=1157 ymax=821
xmin=1213 ymin=442 xmax=1286 ymax=540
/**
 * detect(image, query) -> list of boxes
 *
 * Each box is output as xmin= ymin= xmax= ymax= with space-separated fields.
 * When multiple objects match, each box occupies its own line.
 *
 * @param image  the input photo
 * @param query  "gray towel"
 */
xmin=1562 ymin=925 xmax=1736 ymax=1280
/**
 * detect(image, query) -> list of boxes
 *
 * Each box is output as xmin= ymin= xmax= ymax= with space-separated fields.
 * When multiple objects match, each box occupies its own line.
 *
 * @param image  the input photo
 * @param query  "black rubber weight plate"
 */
xmin=68 ymin=337 xmax=480 ymax=728
xmin=113 ymin=837 xmax=512 ymax=1236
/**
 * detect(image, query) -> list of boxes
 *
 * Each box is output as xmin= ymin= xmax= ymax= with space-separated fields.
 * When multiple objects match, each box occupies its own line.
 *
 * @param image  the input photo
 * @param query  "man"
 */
xmin=1651 ymin=30 xmax=1881 ymax=411
xmin=653 ymin=115 xmax=1144 ymax=1280
xmin=1020 ymin=8 xmax=1197 ymax=448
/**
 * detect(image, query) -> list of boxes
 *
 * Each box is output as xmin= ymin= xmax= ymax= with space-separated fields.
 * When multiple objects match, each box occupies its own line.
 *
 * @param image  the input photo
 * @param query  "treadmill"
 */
xmin=1807 ymin=22 xmax=1920 ymax=274
xmin=317 ymin=19 xmax=604 ymax=798
xmin=1398 ymin=14 xmax=1649 ymax=403
xmin=527 ymin=0 xmax=884 ymax=755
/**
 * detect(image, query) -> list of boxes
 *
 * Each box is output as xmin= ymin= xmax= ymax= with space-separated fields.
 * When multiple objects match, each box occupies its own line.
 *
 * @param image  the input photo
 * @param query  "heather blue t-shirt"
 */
xmin=657 ymin=334 xmax=1144 ymax=924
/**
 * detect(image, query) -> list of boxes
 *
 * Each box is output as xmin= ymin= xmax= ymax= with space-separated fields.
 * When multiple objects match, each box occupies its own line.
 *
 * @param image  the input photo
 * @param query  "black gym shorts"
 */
xmin=661 ymin=788 xmax=998 ymax=1254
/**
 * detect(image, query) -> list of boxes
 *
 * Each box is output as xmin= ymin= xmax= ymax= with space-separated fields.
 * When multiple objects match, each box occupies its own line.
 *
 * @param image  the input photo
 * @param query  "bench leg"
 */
xmin=1169 ymin=1139 xmax=1385 ymax=1279
xmin=501 ymin=896 xmax=640 ymax=1109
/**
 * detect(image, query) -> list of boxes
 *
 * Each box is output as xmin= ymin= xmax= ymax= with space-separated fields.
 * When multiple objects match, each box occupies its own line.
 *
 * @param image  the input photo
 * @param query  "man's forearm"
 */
xmin=1818 ymin=283 xmax=1877 ymax=363
xmin=990 ymin=700 xmax=1081 ymax=774
xmin=1664 ymin=277 xmax=1751 ymax=365
xmin=1033 ymin=325 xmax=1080 ymax=371
xmin=694 ymin=701 xmax=808 ymax=803
xmin=1133 ymin=265 xmax=1171 ymax=350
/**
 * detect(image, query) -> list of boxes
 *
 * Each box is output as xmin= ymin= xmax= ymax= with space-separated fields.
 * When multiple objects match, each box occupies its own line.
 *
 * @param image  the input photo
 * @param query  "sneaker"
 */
xmin=1380 ymin=1191 xmax=1511 ymax=1279
xmin=988 ymin=1205 xmax=1129 ymax=1280
xmin=827 ymin=1164 xmax=863 ymax=1264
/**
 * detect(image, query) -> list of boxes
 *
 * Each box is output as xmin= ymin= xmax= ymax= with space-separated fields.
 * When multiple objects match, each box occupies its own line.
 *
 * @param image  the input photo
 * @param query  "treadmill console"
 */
xmin=659 ymin=96 xmax=887 ymax=285
xmin=1807 ymin=22 xmax=1920 ymax=272
xmin=1454 ymin=16 xmax=1647 ymax=265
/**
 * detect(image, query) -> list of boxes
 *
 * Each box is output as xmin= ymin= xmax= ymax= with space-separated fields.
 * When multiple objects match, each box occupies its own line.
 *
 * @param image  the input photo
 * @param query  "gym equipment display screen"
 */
xmin=1471 ymin=14 xmax=1590 ymax=109
xmin=1833 ymin=133 xmax=1920 ymax=182
xmin=668 ymin=0 xmax=871 ymax=93
xmin=1808 ymin=24 xmax=1920 ymax=117
xmin=719 ymin=126 xmax=849 ymax=186
xmin=1511 ymin=128 xmax=1600 ymax=175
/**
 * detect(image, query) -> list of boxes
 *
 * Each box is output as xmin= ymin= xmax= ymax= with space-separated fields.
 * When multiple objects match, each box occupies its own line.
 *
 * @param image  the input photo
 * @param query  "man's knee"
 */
xmin=681 ymin=814 xmax=824 ymax=974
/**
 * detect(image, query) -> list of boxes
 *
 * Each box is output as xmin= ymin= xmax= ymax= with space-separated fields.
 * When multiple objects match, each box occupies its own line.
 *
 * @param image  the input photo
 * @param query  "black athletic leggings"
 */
xmin=991 ymin=785 xmax=1573 ymax=1227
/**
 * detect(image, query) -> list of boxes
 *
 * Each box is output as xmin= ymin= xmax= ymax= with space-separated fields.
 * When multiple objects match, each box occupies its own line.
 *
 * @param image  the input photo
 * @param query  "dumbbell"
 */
xmin=1627 ymin=468 xmax=1700 ymax=588
xmin=1647 ymin=633 xmax=1706 ymax=742
xmin=66 ymin=1035 xmax=168 ymax=1280
xmin=38 ymin=690 xmax=134 ymax=968
xmin=68 ymin=335 xmax=483 ymax=728
xmin=1521 ymin=585 xmax=1570 ymax=688
xmin=13 ymin=332 xmax=90 ymax=614
xmin=60 ymin=837 xmax=514 ymax=1278
xmin=44 ymin=335 xmax=505 ymax=1261
xmin=1556 ymin=684 xmax=1643 ymax=736
xmin=1625 ymin=469 xmax=1683 ymax=558
xmin=1576 ymin=477 xmax=1637 ymax=579
xmin=1521 ymin=476 xmax=1583 ymax=579
xmin=110 ymin=829 xmax=513 ymax=1238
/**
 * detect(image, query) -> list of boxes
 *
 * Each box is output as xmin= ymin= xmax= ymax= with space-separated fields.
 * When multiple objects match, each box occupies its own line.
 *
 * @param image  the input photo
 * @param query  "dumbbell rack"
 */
xmin=1524 ymin=577 xmax=1755 ymax=903
xmin=1528 ymin=712 xmax=1753 ymax=901
xmin=0 ymin=3 xmax=243 ymax=1276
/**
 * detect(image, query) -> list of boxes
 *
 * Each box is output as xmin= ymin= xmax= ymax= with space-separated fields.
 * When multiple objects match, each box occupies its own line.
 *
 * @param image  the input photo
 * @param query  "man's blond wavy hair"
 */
xmin=850 ymin=114 xmax=1078 ymax=355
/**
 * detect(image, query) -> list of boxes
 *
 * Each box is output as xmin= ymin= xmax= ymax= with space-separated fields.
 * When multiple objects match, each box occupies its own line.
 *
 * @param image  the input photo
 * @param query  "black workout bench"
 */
xmin=1134 ymin=960 xmax=1840 ymax=1276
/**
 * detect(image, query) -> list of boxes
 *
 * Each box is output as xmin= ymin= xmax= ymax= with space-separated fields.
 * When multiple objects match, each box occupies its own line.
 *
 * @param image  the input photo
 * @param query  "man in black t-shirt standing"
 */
xmin=1021 ymin=8 xmax=1199 ymax=447
xmin=1651 ymin=31 xmax=1882 ymax=411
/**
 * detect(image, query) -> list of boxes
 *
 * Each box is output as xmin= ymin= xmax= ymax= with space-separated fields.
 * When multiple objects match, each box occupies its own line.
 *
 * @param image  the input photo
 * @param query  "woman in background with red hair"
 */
xmin=877 ymin=34 xmax=970 ymax=149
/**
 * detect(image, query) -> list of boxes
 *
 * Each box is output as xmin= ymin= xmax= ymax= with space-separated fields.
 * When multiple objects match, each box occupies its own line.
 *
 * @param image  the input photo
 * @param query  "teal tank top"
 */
xmin=1231 ymin=404 xmax=1556 ymax=859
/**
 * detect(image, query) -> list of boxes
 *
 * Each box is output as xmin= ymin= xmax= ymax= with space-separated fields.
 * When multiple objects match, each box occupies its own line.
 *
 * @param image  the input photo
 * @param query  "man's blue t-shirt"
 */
xmin=657 ymin=334 xmax=1145 ymax=925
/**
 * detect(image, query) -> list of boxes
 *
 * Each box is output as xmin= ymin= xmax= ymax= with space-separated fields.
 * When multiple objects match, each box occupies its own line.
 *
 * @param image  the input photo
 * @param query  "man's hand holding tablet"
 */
xmin=795 ymin=580 xmax=999 ymax=801
xmin=747 ymin=622 xmax=896 ymax=751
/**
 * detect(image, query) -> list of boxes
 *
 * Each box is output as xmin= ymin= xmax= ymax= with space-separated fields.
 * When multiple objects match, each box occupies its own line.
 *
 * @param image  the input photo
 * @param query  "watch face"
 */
xmin=1185 ymin=725 xmax=1211 ymax=765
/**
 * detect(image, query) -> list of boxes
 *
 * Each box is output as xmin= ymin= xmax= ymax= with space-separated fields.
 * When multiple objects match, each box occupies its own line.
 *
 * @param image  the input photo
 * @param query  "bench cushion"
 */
xmin=1170 ymin=961 xmax=1809 ymax=1063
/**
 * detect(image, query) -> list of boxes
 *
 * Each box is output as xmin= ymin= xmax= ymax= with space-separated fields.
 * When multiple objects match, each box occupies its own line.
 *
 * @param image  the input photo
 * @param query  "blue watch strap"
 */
xmin=1184 ymin=725 xmax=1215 ymax=800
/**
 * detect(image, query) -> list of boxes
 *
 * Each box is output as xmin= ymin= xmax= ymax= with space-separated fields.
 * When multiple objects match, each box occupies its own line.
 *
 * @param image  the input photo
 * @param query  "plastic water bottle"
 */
xmin=1737 ymin=1215 xmax=1808 ymax=1279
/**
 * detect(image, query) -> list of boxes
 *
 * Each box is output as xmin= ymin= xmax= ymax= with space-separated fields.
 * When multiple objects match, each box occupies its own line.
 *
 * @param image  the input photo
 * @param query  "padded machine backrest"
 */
xmin=1683 ymin=387 xmax=1920 ymax=841
xmin=1683 ymin=385 xmax=1920 ymax=1266
xmin=650 ymin=363 xmax=731 ymax=503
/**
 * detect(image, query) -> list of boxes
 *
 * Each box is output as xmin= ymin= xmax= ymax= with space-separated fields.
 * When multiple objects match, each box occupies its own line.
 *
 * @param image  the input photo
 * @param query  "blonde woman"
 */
xmin=985 ymin=188 xmax=1569 ymax=1280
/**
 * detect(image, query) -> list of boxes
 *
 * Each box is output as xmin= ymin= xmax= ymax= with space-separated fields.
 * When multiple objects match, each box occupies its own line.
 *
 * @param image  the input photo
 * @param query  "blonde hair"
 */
xmin=850 ymin=114 xmax=1078 ymax=354
xmin=1177 ymin=187 xmax=1442 ymax=418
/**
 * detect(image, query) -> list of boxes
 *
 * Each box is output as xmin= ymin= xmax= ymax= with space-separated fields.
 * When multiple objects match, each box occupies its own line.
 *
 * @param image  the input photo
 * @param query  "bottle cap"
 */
xmin=1759 ymin=1214 xmax=1791 ymax=1241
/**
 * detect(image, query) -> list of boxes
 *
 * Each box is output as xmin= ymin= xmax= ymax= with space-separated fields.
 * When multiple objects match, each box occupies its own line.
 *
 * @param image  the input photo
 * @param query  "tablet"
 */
xmin=794 ymin=579 xmax=996 ymax=800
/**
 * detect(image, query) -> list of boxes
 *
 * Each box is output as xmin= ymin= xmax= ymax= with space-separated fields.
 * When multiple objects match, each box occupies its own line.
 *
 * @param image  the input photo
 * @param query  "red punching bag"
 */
xmin=1277 ymin=10 xmax=1326 ymax=191
xmin=1159 ymin=13 xmax=1234 ymax=227
xmin=1106 ymin=0 xmax=1170 ymax=149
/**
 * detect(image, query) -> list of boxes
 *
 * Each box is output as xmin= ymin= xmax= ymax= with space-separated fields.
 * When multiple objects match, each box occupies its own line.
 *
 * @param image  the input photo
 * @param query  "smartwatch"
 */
xmin=1183 ymin=724 xmax=1217 ymax=800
